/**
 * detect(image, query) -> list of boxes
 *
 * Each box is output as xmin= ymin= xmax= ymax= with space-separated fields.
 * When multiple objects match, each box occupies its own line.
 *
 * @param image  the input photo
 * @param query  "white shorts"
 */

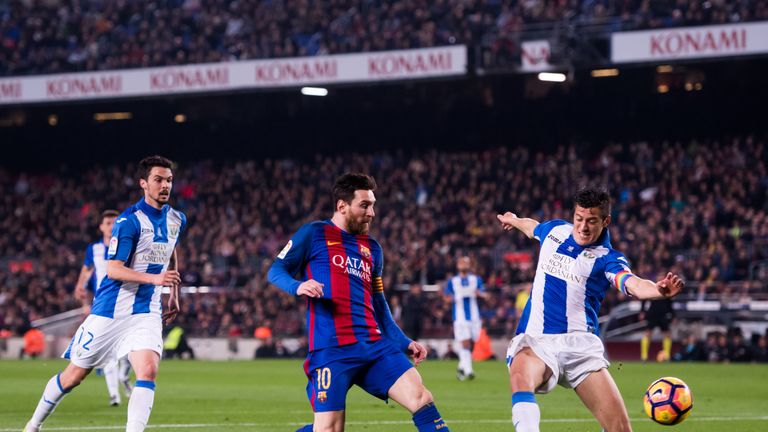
xmin=506 ymin=332 xmax=609 ymax=393
xmin=453 ymin=320 xmax=482 ymax=342
xmin=62 ymin=314 xmax=163 ymax=369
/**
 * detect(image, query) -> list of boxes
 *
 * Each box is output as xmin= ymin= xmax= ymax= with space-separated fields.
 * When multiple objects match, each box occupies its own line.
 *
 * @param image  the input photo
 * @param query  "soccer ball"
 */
xmin=643 ymin=377 xmax=693 ymax=425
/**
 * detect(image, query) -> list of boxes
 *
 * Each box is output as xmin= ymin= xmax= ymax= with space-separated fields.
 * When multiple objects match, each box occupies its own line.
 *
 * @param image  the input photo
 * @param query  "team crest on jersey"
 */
xmin=317 ymin=391 xmax=327 ymax=403
xmin=583 ymin=251 xmax=596 ymax=259
xmin=359 ymin=245 xmax=371 ymax=258
xmin=168 ymin=223 xmax=180 ymax=238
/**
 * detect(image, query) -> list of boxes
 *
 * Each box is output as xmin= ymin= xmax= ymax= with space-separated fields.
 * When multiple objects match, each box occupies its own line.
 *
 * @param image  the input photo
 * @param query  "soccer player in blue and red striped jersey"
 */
xmin=268 ymin=173 xmax=450 ymax=432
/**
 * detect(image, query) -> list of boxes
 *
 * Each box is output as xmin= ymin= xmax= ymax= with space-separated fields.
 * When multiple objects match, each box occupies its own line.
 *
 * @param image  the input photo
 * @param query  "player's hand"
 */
xmin=497 ymin=212 xmax=518 ymax=231
xmin=163 ymin=284 xmax=181 ymax=325
xmin=408 ymin=341 xmax=428 ymax=366
xmin=656 ymin=272 xmax=684 ymax=298
xmin=74 ymin=284 xmax=86 ymax=301
xmin=152 ymin=270 xmax=181 ymax=287
xmin=297 ymin=280 xmax=324 ymax=298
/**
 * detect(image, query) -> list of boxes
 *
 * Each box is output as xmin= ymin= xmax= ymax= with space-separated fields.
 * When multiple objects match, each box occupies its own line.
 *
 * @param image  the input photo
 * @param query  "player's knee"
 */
xmin=314 ymin=420 xmax=344 ymax=432
xmin=509 ymin=370 xmax=534 ymax=393
xmin=133 ymin=364 xmax=158 ymax=381
xmin=413 ymin=387 xmax=434 ymax=408
xmin=60 ymin=365 xmax=89 ymax=388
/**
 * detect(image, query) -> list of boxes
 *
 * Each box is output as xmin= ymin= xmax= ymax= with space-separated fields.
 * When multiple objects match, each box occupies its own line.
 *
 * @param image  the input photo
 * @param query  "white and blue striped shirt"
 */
xmin=91 ymin=199 xmax=186 ymax=319
xmin=83 ymin=241 xmax=108 ymax=293
xmin=445 ymin=274 xmax=484 ymax=322
xmin=516 ymin=220 xmax=633 ymax=336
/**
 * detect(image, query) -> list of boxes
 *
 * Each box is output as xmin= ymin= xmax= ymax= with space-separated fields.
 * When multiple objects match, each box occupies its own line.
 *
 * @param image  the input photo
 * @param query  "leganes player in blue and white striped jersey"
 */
xmin=497 ymin=187 xmax=684 ymax=432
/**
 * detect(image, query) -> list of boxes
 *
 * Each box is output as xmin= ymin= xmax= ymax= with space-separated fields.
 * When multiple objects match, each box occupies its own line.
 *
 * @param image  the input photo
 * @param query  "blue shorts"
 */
xmin=303 ymin=339 xmax=413 ymax=412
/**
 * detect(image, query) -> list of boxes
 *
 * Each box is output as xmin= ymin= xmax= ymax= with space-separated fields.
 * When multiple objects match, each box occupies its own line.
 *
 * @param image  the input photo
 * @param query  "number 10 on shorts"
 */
xmin=315 ymin=367 xmax=332 ymax=390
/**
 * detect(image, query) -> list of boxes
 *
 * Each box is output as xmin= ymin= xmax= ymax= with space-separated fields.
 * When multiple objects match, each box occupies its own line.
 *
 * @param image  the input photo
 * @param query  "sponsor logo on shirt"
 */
xmin=136 ymin=243 xmax=173 ymax=265
xmin=331 ymin=255 xmax=372 ymax=282
xmin=539 ymin=252 xmax=587 ymax=285
xmin=547 ymin=233 xmax=562 ymax=244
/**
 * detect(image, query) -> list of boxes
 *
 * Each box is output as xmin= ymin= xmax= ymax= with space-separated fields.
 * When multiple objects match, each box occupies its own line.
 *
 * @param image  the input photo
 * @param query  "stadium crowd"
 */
xmin=1 ymin=136 xmax=766 ymax=354
xmin=2 ymin=0 xmax=768 ymax=76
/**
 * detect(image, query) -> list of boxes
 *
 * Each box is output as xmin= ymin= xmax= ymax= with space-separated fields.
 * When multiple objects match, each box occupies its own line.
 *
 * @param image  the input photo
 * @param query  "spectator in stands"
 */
xmin=673 ymin=334 xmax=704 ymax=362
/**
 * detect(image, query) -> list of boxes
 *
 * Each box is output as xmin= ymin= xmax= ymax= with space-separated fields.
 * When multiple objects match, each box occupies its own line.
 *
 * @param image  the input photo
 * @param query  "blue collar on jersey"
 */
xmin=136 ymin=198 xmax=169 ymax=219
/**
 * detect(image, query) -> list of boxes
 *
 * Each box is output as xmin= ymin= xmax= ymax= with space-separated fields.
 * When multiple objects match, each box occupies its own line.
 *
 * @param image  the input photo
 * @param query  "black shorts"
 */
xmin=646 ymin=312 xmax=672 ymax=331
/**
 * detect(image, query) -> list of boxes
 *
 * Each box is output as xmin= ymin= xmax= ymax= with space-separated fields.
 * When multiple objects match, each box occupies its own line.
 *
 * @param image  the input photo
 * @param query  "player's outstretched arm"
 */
xmin=107 ymin=260 xmax=180 ymax=287
xmin=625 ymin=272 xmax=684 ymax=300
xmin=372 ymin=292 xmax=414 ymax=351
xmin=496 ymin=212 xmax=539 ymax=239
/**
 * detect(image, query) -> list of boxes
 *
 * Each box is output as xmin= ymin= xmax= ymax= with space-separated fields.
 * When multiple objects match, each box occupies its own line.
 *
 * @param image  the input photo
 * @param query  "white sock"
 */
xmin=512 ymin=392 xmax=540 ymax=432
xmin=459 ymin=348 xmax=473 ymax=374
xmin=29 ymin=374 xmax=70 ymax=428
xmin=126 ymin=381 xmax=155 ymax=432
xmin=119 ymin=358 xmax=132 ymax=382
xmin=104 ymin=360 xmax=120 ymax=403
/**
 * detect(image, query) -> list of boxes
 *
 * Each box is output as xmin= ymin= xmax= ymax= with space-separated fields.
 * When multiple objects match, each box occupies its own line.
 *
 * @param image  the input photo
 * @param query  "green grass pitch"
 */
xmin=1 ymin=359 xmax=766 ymax=431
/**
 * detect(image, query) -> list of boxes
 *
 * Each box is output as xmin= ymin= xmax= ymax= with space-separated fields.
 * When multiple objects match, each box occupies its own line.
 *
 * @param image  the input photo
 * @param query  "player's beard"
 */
xmin=346 ymin=217 xmax=371 ymax=235
xmin=156 ymin=190 xmax=170 ymax=203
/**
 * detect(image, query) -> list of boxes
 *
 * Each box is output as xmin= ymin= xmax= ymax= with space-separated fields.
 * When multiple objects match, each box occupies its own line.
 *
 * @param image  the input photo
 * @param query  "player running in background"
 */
xmin=73 ymin=209 xmax=134 ymax=406
xmin=444 ymin=256 xmax=488 ymax=381
xmin=497 ymin=187 xmax=684 ymax=432
xmin=25 ymin=156 xmax=185 ymax=432
xmin=640 ymin=298 xmax=674 ymax=362
xmin=268 ymin=173 xmax=450 ymax=432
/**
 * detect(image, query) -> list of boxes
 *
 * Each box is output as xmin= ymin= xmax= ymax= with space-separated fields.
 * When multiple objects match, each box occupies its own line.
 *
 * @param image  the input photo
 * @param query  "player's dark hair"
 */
xmin=102 ymin=209 xmax=119 ymax=219
xmin=137 ymin=155 xmax=175 ymax=180
xmin=333 ymin=173 xmax=377 ymax=209
xmin=573 ymin=187 xmax=611 ymax=218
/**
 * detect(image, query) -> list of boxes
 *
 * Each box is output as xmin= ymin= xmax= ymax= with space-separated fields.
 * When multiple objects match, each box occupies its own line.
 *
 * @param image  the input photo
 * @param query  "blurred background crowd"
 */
xmin=3 ymin=0 xmax=768 ymax=76
xmin=1 ymin=134 xmax=766 ymax=365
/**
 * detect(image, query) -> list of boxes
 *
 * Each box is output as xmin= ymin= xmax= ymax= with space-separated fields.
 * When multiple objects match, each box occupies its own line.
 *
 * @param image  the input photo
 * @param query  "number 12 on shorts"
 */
xmin=76 ymin=328 xmax=95 ymax=351
xmin=315 ymin=367 xmax=332 ymax=390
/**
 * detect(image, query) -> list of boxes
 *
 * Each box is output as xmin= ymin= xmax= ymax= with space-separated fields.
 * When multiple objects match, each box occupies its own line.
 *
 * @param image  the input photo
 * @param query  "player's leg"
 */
xmin=103 ymin=358 xmax=121 ymax=406
xmin=311 ymin=411 xmax=346 ymax=432
xmin=458 ymin=338 xmax=472 ymax=380
xmin=453 ymin=320 xmax=470 ymax=380
xmin=640 ymin=328 xmax=651 ymax=361
xmin=119 ymin=357 xmax=133 ymax=397
xmin=388 ymin=368 xmax=449 ymax=431
xmin=509 ymin=348 xmax=551 ymax=432
xmin=126 ymin=349 xmax=160 ymax=432
xmin=303 ymin=346 xmax=360 ymax=432
xmin=574 ymin=368 xmax=631 ymax=432
xmin=25 ymin=363 xmax=91 ymax=432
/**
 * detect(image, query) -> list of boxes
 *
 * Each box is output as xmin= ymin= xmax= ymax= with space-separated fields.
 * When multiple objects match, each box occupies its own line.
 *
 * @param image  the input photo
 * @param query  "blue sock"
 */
xmin=412 ymin=402 xmax=449 ymax=431
xmin=295 ymin=425 xmax=313 ymax=432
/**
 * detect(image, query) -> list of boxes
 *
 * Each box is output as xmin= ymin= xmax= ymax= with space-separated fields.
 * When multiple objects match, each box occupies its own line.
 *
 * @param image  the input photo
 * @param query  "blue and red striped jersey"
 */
xmin=268 ymin=220 xmax=390 ymax=352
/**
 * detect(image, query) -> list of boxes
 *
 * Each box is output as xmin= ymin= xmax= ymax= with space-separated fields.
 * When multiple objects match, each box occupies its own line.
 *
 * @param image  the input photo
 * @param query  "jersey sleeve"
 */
xmin=108 ymin=216 xmax=139 ymax=262
xmin=83 ymin=244 xmax=94 ymax=268
xmin=178 ymin=211 xmax=188 ymax=242
xmin=371 ymin=240 xmax=383 ymax=279
xmin=267 ymin=223 xmax=314 ymax=295
xmin=444 ymin=279 xmax=454 ymax=296
xmin=477 ymin=276 xmax=485 ymax=292
xmin=604 ymin=252 xmax=634 ymax=296
xmin=532 ymin=219 xmax=568 ymax=242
